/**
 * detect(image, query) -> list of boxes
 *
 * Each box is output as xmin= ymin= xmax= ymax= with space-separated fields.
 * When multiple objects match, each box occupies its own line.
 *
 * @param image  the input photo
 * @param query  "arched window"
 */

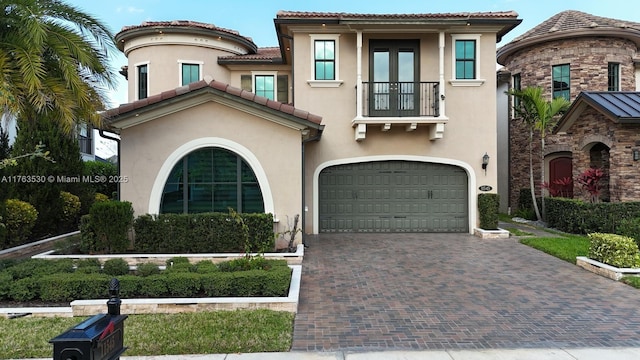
xmin=160 ymin=147 xmax=264 ymax=214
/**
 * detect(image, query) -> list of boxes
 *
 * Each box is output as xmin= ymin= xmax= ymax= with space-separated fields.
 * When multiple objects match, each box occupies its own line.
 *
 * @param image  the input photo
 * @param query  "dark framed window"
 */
xmin=455 ymin=40 xmax=476 ymax=79
xmin=160 ymin=148 xmax=264 ymax=214
xmin=552 ymin=64 xmax=570 ymax=100
xmin=254 ymin=75 xmax=275 ymax=100
xmin=512 ymin=73 xmax=521 ymax=109
xmin=181 ymin=63 xmax=200 ymax=86
xmin=137 ymin=64 xmax=148 ymax=100
xmin=608 ymin=62 xmax=620 ymax=91
xmin=240 ymin=74 xmax=288 ymax=103
xmin=314 ymin=40 xmax=335 ymax=80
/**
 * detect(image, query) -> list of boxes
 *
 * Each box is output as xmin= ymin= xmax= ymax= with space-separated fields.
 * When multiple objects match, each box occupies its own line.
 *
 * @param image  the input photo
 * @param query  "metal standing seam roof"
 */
xmin=580 ymin=92 xmax=640 ymax=121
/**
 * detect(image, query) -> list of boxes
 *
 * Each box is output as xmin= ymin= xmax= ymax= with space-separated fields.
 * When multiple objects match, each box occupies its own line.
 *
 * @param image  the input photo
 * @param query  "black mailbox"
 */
xmin=50 ymin=278 xmax=128 ymax=360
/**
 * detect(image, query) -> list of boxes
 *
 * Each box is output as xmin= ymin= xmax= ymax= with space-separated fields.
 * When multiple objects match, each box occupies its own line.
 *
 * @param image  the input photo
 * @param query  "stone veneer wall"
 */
xmin=501 ymin=37 xmax=639 ymax=209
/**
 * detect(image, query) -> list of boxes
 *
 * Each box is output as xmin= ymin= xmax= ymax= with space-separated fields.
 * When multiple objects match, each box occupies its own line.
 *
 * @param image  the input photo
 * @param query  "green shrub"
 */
xmin=166 ymin=272 xmax=202 ymax=297
xmin=3 ymin=199 xmax=38 ymax=247
xmin=84 ymin=201 xmax=134 ymax=253
xmin=194 ymin=260 xmax=218 ymax=274
xmin=75 ymin=258 xmax=102 ymax=274
xmin=5 ymin=259 xmax=74 ymax=280
xmin=102 ymin=258 xmax=130 ymax=276
xmin=478 ymin=193 xmax=499 ymax=230
xmin=0 ymin=271 xmax=12 ymax=299
xmin=83 ymin=161 xmax=118 ymax=199
xmin=137 ymin=275 xmax=168 ymax=297
xmin=60 ymin=191 xmax=81 ymax=225
xmin=546 ymin=198 xmax=640 ymax=234
xmin=616 ymin=217 xmax=640 ymax=248
xmin=136 ymin=262 xmax=160 ymax=277
xmin=133 ymin=211 xmax=274 ymax=253
xmin=9 ymin=277 xmax=40 ymax=301
xmin=94 ymin=193 xmax=110 ymax=203
xmin=39 ymin=273 xmax=110 ymax=302
xmin=588 ymin=233 xmax=640 ymax=268
xmin=78 ymin=215 xmax=96 ymax=254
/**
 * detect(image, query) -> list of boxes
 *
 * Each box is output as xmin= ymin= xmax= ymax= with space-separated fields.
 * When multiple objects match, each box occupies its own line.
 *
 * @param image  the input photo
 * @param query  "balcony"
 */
xmin=353 ymin=81 xmax=447 ymax=141
xmin=362 ymin=81 xmax=439 ymax=118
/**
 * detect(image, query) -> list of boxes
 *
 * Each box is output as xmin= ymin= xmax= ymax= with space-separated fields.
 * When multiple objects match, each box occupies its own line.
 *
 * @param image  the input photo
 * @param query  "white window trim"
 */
xmin=251 ymin=71 xmax=279 ymax=101
xmin=308 ymin=34 xmax=343 ymax=88
xmin=449 ymin=34 xmax=485 ymax=87
xmin=134 ymin=61 xmax=150 ymax=100
xmin=178 ymin=60 xmax=204 ymax=86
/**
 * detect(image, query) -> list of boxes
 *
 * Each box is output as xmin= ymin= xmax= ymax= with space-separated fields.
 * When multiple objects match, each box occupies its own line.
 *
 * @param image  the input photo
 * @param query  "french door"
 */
xmin=369 ymin=40 xmax=419 ymax=117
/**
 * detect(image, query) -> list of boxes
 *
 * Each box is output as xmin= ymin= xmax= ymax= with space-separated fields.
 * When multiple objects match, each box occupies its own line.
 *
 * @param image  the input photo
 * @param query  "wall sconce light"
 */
xmin=633 ymin=149 xmax=640 ymax=161
xmin=482 ymin=153 xmax=490 ymax=174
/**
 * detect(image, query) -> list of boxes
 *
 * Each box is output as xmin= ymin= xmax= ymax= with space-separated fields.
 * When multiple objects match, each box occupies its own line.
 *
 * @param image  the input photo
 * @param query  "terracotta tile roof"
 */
xmin=118 ymin=20 xmax=255 ymax=43
xmin=276 ymin=10 xmax=519 ymax=20
xmin=511 ymin=10 xmax=640 ymax=43
xmin=218 ymin=47 xmax=282 ymax=63
xmin=103 ymin=78 xmax=322 ymax=127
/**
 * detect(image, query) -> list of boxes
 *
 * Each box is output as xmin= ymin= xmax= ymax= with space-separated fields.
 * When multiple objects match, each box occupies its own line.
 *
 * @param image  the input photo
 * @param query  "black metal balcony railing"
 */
xmin=78 ymin=136 xmax=92 ymax=154
xmin=362 ymin=81 xmax=439 ymax=117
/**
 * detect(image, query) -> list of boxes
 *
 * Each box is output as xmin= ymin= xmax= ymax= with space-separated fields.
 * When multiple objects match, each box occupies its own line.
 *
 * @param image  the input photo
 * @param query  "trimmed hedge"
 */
xmin=546 ymin=197 xmax=640 ymax=234
xmin=133 ymin=212 xmax=274 ymax=253
xmin=81 ymin=201 xmax=134 ymax=254
xmin=0 ymin=258 xmax=291 ymax=302
xmin=478 ymin=193 xmax=499 ymax=230
xmin=588 ymin=233 xmax=640 ymax=268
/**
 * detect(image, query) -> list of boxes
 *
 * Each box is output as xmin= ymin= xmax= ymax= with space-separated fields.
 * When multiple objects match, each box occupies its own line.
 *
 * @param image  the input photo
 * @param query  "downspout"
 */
xmin=98 ymin=129 xmax=121 ymax=200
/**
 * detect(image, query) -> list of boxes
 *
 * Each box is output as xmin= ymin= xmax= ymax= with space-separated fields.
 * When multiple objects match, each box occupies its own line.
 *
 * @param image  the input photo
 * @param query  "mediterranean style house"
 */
xmin=103 ymin=10 xmax=521 ymax=240
xmin=497 ymin=10 xmax=640 ymax=211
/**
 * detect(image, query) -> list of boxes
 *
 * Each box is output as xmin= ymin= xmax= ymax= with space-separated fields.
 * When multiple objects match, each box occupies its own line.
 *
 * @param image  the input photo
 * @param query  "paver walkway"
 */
xmin=291 ymin=233 xmax=640 ymax=351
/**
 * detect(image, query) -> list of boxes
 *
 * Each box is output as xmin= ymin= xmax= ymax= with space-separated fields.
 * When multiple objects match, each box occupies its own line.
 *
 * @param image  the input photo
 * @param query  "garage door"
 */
xmin=319 ymin=161 xmax=468 ymax=232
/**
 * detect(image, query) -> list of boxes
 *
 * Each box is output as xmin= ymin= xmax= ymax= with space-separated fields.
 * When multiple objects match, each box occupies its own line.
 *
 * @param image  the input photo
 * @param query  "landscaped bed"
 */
xmin=0 ymin=256 xmax=292 ymax=303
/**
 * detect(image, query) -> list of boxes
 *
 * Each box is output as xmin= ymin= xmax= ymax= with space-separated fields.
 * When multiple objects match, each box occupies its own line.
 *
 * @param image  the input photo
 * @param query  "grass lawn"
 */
xmin=519 ymin=235 xmax=590 ymax=264
xmin=0 ymin=309 xmax=294 ymax=359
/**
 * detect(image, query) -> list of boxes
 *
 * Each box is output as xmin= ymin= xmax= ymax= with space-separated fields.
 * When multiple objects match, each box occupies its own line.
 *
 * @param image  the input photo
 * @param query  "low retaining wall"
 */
xmin=32 ymin=244 xmax=304 ymax=266
xmin=576 ymin=256 xmax=640 ymax=281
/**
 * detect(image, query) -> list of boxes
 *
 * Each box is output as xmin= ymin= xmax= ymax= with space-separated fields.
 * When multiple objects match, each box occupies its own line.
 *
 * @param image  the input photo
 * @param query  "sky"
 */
xmin=64 ymin=0 xmax=640 ymax=107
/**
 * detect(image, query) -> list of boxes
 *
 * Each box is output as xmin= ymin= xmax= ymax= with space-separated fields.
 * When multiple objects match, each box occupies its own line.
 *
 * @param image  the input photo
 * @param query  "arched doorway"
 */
xmin=548 ymin=155 xmax=573 ymax=198
xmin=160 ymin=147 xmax=264 ymax=213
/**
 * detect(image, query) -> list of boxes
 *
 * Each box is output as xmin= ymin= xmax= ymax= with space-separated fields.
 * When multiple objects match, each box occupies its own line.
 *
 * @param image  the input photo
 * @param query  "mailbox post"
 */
xmin=50 ymin=278 xmax=128 ymax=360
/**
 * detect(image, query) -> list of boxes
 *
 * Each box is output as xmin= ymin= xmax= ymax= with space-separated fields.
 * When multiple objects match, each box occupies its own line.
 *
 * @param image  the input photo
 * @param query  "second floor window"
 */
xmin=241 ymin=73 xmax=289 ymax=103
xmin=314 ymin=40 xmax=335 ymax=80
xmin=255 ymin=75 xmax=275 ymax=100
xmin=512 ymin=73 xmax=521 ymax=109
xmin=455 ymin=40 xmax=476 ymax=79
xmin=608 ymin=62 xmax=620 ymax=91
xmin=182 ymin=63 xmax=200 ymax=86
xmin=137 ymin=64 xmax=148 ymax=100
xmin=552 ymin=64 xmax=570 ymax=100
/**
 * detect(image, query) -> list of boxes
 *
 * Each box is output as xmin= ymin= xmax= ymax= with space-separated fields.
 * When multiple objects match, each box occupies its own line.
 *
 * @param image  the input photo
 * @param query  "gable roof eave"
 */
xmin=103 ymin=79 xmax=324 ymax=134
xmin=555 ymin=92 xmax=640 ymax=133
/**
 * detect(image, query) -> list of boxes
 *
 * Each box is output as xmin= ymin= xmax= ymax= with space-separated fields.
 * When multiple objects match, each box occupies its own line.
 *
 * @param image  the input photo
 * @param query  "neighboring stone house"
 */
xmin=497 ymin=10 xmax=640 ymax=211
xmin=104 ymin=11 xmax=521 ymax=242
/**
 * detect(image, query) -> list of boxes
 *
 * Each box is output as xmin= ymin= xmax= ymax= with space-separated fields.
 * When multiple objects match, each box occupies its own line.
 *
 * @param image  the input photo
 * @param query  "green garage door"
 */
xmin=319 ymin=161 xmax=468 ymax=233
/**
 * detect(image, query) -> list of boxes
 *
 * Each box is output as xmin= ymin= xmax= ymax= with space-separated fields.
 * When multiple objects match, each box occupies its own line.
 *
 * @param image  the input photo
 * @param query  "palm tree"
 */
xmin=509 ymin=86 xmax=570 ymax=221
xmin=0 ymin=0 xmax=117 ymax=134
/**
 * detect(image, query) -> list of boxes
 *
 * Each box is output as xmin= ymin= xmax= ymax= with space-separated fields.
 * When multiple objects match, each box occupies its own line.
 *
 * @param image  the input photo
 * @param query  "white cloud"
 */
xmin=116 ymin=6 xmax=144 ymax=14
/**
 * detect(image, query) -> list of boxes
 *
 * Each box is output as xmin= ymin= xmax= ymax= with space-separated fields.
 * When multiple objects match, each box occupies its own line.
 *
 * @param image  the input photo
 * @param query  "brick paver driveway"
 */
xmin=291 ymin=233 xmax=640 ymax=351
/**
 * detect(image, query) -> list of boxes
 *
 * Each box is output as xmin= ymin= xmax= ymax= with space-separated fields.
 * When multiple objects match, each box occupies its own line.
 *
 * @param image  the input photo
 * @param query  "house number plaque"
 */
xmin=479 ymin=185 xmax=492 ymax=192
